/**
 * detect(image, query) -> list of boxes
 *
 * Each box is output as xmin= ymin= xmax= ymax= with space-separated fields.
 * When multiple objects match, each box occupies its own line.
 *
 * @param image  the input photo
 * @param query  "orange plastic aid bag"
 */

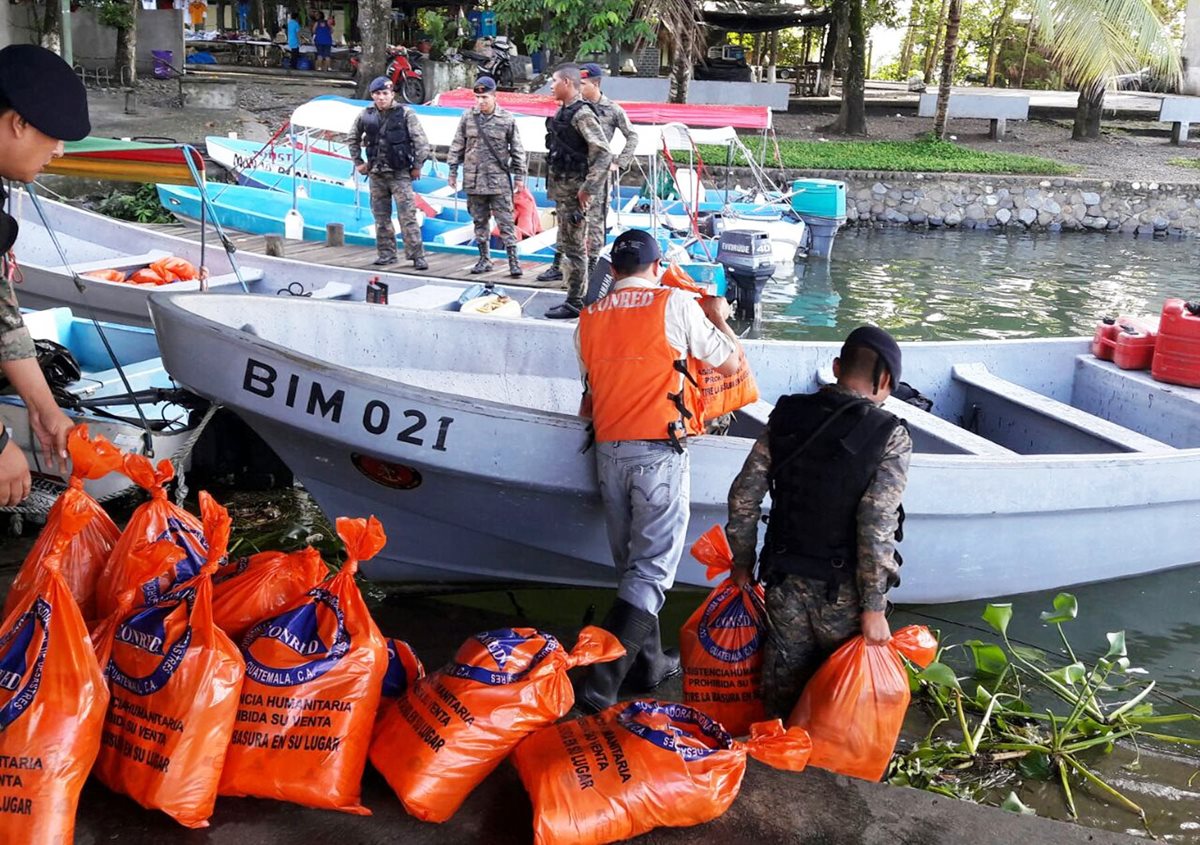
xmin=93 ymin=510 xmax=246 ymax=829
xmin=128 ymin=268 xmax=166 ymax=285
xmin=150 ymin=257 xmax=199 ymax=283
xmin=788 ymin=624 xmax=938 ymax=782
xmin=83 ymin=268 xmax=127 ymax=282
xmin=4 ymin=425 xmax=124 ymax=623
xmin=219 ymin=516 xmax=388 ymax=814
xmin=380 ymin=637 xmax=425 ymax=699
xmin=205 ymin=493 xmax=328 ymax=643
xmin=95 ymin=455 xmax=209 ymax=619
xmin=680 ymin=525 xmax=767 ymax=736
xmin=512 ymin=701 xmax=811 ymax=845
xmin=660 ymin=263 xmax=759 ymax=418
xmin=0 ymin=500 xmax=109 ymax=845
xmin=370 ymin=625 xmax=623 ymax=823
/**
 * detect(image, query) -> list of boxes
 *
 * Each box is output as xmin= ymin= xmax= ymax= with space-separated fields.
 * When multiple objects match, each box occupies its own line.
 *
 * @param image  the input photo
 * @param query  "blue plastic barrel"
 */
xmin=152 ymin=49 xmax=174 ymax=79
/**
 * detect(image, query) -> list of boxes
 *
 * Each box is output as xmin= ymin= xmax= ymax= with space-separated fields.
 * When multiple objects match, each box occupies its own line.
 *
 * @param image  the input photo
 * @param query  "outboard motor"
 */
xmin=716 ymin=229 xmax=774 ymax=324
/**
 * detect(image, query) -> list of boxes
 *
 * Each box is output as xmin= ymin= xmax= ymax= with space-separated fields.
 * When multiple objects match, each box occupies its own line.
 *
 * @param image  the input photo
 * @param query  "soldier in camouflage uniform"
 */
xmin=348 ymin=77 xmax=431 ymax=270
xmin=0 ymin=45 xmax=92 ymax=505
xmin=725 ymin=326 xmax=912 ymax=719
xmin=447 ymin=76 xmax=528 ymax=278
xmin=580 ymin=63 xmax=637 ymax=269
xmin=542 ymin=64 xmax=612 ymax=320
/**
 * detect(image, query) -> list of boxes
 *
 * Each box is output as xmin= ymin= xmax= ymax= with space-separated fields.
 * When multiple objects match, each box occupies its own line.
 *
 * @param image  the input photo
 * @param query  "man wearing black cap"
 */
xmin=724 ymin=325 xmax=912 ymax=719
xmin=447 ymin=76 xmax=527 ymax=277
xmin=574 ymin=228 xmax=742 ymax=712
xmin=579 ymin=63 xmax=637 ymax=277
xmin=0 ymin=44 xmax=91 ymax=506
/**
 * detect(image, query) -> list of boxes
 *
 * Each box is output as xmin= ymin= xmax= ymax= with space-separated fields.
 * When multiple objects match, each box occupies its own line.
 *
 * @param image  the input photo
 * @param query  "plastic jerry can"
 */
xmin=1091 ymin=316 xmax=1119 ymax=361
xmin=1112 ymin=319 xmax=1158 ymax=370
xmin=1152 ymin=299 xmax=1200 ymax=387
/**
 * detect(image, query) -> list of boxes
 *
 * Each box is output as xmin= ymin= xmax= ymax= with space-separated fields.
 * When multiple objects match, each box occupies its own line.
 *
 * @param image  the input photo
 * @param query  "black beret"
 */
xmin=842 ymin=325 xmax=902 ymax=384
xmin=0 ymin=44 xmax=91 ymax=141
xmin=610 ymin=228 xmax=661 ymax=271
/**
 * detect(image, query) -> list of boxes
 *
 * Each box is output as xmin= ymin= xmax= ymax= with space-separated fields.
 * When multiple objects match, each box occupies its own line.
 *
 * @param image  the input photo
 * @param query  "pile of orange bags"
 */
xmin=788 ymin=624 xmax=938 ymax=782
xmin=4 ymin=425 xmax=123 ymax=623
xmin=84 ymin=257 xmax=200 ymax=286
xmin=371 ymin=625 xmax=623 ymax=822
xmin=95 ymin=455 xmax=208 ymax=618
xmin=0 ymin=499 xmax=109 ymax=845
xmin=93 ymin=500 xmax=245 ymax=828
xmin=680 ymin=525 xmax=767 ymax=736
xmin=219 ymin=517 xmax=388 ymax=814
xmin=512 ymin=700 xmax=812 ymax=845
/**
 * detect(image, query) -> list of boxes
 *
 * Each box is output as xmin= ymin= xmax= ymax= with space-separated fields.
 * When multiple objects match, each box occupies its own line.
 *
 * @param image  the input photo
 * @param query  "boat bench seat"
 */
xmin=59 ymin=251 xmax=172 ymax=275
xmin=952 ymin=362 xmax=1175 ymax=453
xmin=1072 ymin=354 xmax=1200 ymax=448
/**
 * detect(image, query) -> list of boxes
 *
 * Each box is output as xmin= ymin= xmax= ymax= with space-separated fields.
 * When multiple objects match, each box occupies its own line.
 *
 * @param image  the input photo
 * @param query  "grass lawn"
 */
xmin=694 ymin=137 xmax=1077 ymax=175
xmin=1169 ymin=157 xmax=1200 ymax=170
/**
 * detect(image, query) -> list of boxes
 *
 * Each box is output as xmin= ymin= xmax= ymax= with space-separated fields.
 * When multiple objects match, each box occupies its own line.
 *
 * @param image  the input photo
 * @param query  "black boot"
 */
xmin=506 ymin=245 xmax=523 ymax=277
xmin=577 ymin=599 xmax=655 ymax=714
xmin=622 ymin=614 xmax=681 ymax=694
xmin=536 ymin=252 xmax=563 ymax=281
xmin=470 ymin=241 xmax=493 ymax=275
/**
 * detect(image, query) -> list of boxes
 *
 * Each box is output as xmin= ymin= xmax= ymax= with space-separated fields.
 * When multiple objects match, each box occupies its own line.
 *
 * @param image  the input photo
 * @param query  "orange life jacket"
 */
xmin=578 ymin=285 xmax=705 ymax=444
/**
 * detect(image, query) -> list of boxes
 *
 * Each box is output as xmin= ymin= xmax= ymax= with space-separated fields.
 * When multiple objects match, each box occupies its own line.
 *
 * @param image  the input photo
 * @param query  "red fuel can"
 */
xmin=1152 ymin=299 xmax=1200 ymax=387
xmin=1092 ymin=317 xmax=1119 ymax=361
xmin=1113 ymin=319 xmax=1158 ymax=370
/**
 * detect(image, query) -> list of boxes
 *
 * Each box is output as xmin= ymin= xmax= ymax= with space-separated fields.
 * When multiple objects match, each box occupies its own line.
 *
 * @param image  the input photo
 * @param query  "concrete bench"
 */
xmin=1158 ymin=96 xmax=1200 ymax=144
xmin=951 ymin=362 xmax=1174 ymax=454
xmin=917 ymin=92 xmax=1030 ymax=140
xmin=1071 ymin=354 xmax=1200 ymax=448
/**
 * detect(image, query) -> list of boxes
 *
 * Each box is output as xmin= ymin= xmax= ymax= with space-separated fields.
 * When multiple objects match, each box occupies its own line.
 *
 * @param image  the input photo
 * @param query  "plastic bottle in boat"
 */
xmin=366 ymin=275 xmax=389 ymax=304
xmin=1152 ymin=299 xmax=1200 ymax=387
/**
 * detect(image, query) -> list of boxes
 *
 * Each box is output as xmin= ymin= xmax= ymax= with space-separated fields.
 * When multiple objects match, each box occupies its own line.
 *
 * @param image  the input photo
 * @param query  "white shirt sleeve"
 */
xmin=664 ymin=290 xmax=735 ymax=367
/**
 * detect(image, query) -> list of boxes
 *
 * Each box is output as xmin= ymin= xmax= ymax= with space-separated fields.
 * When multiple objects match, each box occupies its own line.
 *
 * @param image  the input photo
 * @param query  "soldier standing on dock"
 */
xmin=348 ymin=77 xmax=430 ymax=270
xmin=725 ymin=326 xmax=912 ymax=719
xmin=580 ymin=63 xmax=637 ymax=274
xmin=447 ymin=76 xmax=528 ymax=278
xmin=0 ymin=45 xmax=90 ymax=505
xmin=542 ymin=64 xmax=611 ymax=320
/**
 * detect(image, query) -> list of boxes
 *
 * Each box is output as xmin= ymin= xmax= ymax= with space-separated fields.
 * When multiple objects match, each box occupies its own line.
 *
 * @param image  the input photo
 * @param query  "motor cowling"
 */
xmin=716 ymin=229 xmax=774 ymax=324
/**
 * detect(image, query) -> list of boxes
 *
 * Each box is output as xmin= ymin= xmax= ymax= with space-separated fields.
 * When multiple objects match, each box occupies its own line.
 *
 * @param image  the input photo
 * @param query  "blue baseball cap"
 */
xmin=473 ymin=76 xmax=497 ymax=93
xmin=580 ymin=63 xmax=604 ymax=81
xmin=368 ymin=76 xmax=393 ymax=93
xmin=610 ymin=229 xmax=661 ymax=272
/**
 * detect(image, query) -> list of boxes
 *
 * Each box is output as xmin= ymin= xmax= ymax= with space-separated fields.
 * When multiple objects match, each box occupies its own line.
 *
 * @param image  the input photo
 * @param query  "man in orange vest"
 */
xmin=574 ymin=229 xmax=743 ymax=712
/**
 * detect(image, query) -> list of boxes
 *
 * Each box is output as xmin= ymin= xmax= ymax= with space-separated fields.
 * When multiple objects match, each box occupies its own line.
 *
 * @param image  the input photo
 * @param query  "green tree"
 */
xmin=355 ymin=0 xmax=390 ymax=98
xmin=98 ymin=0 xmax=138 ymax=84
xmin=492 ymin=0 xmax=652 ymax=63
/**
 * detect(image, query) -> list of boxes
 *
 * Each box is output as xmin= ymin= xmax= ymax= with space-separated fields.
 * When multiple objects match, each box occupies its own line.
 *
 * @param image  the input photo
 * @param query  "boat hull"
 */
xmin=147 ymin=293 xmax=1200 ymax=604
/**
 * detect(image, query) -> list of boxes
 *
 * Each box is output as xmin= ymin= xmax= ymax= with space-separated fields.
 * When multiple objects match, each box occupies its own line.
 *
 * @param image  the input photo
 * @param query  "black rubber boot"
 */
xmin=506 ymin=245 xmax=523 ymax=277
xmin=577 ymin=599 xmax=655 ymax=714
xmin=412 ymin=255 xmax=429 ymax=271
xmin=470 ymin=241 xmax=493 ymax=274
xmin=622 ymin=614 xmax=681 ymax=694
xmin=536 ymin=252 xmax=563 ymax=281
xmin=544 ymin=300 xmax=582 ymax=320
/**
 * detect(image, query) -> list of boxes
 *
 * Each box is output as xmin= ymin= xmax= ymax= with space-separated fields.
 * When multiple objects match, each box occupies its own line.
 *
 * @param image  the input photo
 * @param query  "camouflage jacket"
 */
xmin=447 ymin=106 xmax=528 ymax=195
xmin=346 ymin=103 xmax=431 ymax=175
xmin=0 ymin=191 xmax=34 ymax=363
xmin=592 ymin=95 xmax=638 ymax=170
xmin=546 ymin=96 xmax=612 ymax=198
xmin=725 ymin=384 xmax=913 ymax=612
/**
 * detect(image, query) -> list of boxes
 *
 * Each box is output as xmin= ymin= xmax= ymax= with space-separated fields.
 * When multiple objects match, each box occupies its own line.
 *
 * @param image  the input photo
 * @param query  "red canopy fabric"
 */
xmin=434 ymin=89 xmax=771 ymax=130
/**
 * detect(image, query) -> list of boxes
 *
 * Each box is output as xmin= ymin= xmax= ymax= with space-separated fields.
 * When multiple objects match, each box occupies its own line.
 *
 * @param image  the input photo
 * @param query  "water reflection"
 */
xmin=762 ymin=228 xmax=1200 ymax=342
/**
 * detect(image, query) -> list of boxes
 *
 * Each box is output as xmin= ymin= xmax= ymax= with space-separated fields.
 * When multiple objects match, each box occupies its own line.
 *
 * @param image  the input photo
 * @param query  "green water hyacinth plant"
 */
xmin=888 ymin=593 xmax=1200 ymax=835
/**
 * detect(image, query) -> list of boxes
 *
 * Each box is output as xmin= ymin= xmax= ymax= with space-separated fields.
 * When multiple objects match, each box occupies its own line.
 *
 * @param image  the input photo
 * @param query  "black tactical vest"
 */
xmin=761 ymin=390 xmax=903 ymax=583
xmin=545 ymin=99 xmax=595 ymax=178
xmin=362 ymin=106 xmax=415 ymax=172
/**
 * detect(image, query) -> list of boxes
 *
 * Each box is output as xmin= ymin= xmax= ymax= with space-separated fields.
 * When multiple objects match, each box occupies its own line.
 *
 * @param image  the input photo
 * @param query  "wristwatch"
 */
xmin=0 ymin=425 xmax=8 ymax=454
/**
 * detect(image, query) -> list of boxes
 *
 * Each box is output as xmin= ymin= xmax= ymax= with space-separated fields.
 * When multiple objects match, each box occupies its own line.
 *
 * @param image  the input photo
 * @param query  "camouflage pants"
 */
xmin=369 ymin=171 xmax=424 ymax=261
xmin=585 ymin=176 xmax=611 ymax=255
xmin=466 ymin=191 xmax=517 ymax=248
xmin=549 ymin=177 xmax=588 ymax=304
xmin=761 ymin=574 xmax=863 ymax=720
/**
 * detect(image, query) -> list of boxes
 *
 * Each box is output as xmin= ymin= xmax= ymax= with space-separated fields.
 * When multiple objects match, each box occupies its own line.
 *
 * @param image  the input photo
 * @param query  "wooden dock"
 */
xmin=154 ymin=223 xmax=569 ymax=291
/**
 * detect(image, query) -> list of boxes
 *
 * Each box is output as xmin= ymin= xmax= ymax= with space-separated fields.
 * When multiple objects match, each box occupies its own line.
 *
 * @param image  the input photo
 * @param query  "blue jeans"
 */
xmin=595 ymin=440 xmax=691 ymax=615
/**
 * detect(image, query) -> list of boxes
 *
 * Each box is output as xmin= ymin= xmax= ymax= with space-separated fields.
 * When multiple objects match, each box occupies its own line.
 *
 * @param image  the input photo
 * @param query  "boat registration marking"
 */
xmin=241 ymin=357 xmax=453 ymax=452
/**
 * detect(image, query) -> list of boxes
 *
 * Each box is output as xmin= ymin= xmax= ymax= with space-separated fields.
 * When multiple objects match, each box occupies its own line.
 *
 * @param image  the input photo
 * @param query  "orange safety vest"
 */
xmin=579 ymin=286 xmax=705 ymax=444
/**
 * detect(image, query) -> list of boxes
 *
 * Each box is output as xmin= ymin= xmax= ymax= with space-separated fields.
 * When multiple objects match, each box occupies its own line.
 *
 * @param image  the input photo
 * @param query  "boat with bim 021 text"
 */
xmin=147 ymin=291 xmax=1200 ymax=604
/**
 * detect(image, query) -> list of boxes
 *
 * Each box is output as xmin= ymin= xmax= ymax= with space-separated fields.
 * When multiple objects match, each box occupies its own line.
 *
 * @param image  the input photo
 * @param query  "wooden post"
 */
xmin=265 ymin=235 xmax=285 ymax=257
xmin=326 ymin=222 xmax=345 ymax=247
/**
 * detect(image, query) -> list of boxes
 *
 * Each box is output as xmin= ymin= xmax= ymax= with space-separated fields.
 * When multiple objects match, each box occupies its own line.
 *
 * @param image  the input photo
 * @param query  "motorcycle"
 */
xmin=385 ymin=47 xmax=426 ymax=104
xmin=463 ymin=35 xmax=514 ymax=89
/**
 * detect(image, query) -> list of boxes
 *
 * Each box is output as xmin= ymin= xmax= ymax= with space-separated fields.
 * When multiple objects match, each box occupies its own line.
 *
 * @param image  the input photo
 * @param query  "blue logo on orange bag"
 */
xmin=382 ymin=638 xmax=420 ymax=697
xmin=108 ymin=588 xmax=194 ymax=696
xmin=241 ymin=589 xmax=349 ymax=687
xmin=446 ymin=628 xmax=559 ymax=686
xmin=697 ymin=587 xmax=765 ymax=664
xmin=617 ymin=701 xmax=732 ymax=762
xmin=0 ymin=598 xmax=51 ymax=729
xmin=141 ymin=517 xmax=211 ymax=605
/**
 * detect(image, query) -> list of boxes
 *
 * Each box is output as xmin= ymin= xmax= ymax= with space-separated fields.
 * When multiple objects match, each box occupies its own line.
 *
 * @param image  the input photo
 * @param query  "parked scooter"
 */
xmin=349 ymin=47 xmax=426 ymax=104
xmin=462 ymin=36 xmax=514 ymax=89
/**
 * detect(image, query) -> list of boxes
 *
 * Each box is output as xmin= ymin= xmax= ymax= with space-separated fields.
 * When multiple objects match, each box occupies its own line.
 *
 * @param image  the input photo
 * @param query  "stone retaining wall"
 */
xmin=738 ymin=168 xmax=1200 ymax=236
